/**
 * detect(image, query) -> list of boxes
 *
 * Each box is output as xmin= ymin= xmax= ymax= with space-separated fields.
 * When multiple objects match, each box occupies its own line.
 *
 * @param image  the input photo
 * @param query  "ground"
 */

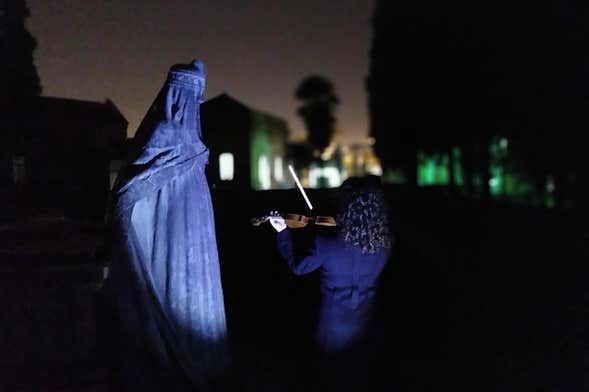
xmin=0 ymin=186 xmax=587 ymax=390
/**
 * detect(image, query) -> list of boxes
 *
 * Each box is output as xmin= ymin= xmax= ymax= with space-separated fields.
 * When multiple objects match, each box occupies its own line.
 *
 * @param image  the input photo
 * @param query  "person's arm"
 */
xmin=269 ymin=213 xmax=323 ymax=275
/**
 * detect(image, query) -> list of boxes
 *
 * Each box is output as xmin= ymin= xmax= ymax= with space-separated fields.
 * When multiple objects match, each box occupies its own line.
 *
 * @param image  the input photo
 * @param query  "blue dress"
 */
xmin=103 ymin=59 xmax=230 ymax=391
xmin=276 ymin=228 xmax=390 ymax=354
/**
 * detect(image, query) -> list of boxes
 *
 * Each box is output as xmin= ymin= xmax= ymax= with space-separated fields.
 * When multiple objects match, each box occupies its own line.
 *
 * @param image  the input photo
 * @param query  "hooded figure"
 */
xmin=102 ymin=59 xmax=230 ymax=391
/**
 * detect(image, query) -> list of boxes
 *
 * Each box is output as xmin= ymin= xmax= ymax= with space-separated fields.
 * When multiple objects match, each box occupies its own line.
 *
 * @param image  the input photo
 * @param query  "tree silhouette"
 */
xmin=1 ymin=0 xmax=42 ymax=149
xmin=0 ymin=0 xmax=42 ymax=106
xmin=295 ymin=75 xmax=339 ymax=156
xmin=368 ymin=0 xmax=589 ymax=205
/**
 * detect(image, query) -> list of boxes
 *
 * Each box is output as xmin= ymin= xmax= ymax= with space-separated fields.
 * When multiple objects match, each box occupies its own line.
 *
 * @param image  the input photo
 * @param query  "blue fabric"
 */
xmin=103 ymin=59 xmax=230 ymax=391
xmin=276 ymin=228 xmax=389 ymax=353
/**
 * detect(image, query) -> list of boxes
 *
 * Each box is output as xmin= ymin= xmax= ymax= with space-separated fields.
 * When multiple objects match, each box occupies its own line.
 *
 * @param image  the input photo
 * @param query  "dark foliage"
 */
xmin=295 ymin=75 xmax=339 ymax=155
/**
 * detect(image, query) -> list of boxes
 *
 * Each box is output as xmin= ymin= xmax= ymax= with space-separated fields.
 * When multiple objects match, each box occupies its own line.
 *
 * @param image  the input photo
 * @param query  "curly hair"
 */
xmin=336 ymin=177 xmax=392 ymax=254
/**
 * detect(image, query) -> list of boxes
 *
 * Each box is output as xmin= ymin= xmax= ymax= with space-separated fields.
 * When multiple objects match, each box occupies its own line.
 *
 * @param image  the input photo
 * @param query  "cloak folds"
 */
xmin=103 ymin=59 xmax=230 ymax=391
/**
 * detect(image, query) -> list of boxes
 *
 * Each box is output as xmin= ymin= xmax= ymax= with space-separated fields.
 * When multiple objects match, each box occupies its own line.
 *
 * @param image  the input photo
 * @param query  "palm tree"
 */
xmin=295 ymin=75 xmax=339 ymax=156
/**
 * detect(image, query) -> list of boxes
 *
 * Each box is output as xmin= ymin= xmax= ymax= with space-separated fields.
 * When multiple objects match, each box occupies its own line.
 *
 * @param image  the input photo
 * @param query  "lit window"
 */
xmin=309 ymin=166 xmax=320 ymax=188
xmin=258 ymin=155 xmax=271 ymax=190
xmin=322 ymin=166 xmax=342 ymax=187
xmin=309 ymin=166 xmax=341 ymax=188
xmin=219 ymin=153 xmax=234 ymax=180
xmin=274 ymin=157 xmax=283 ymax=181
xmin=499 ymin=138 xmax=508 ymax=150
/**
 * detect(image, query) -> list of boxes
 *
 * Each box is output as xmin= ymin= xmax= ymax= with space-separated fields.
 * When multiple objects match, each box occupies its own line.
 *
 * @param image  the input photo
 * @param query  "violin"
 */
xmin=251 ymin=212 xmax=336 ymax=228
xmin=251 ymin=166 xmax=337 ymax=229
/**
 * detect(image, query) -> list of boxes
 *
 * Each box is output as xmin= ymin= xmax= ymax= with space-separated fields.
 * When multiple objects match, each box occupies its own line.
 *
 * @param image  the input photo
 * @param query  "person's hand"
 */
xmin=268 ymin=211 xmax=287 ymax=232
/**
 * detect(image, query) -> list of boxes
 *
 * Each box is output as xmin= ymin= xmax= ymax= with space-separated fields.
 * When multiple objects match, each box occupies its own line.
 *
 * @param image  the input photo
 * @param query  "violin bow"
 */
xmin=288 ymin=165 xmax=313 ymax=211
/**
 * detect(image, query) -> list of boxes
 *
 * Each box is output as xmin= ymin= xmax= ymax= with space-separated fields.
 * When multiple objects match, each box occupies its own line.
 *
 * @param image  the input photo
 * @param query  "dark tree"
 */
xmin=0 ymin=0 xmax=42 ymax=108
xmin=367 ymin=1 xmax=402 ymax=181
xmin=295 ymin=75 xmax=339 ymax=156
xmin=487 ymin=1 xmax=589 ymax=207
xmin=0 ymin=0 xmax=42 ymax=154
xmin=368 ymin=0 xmax=589 ymax=205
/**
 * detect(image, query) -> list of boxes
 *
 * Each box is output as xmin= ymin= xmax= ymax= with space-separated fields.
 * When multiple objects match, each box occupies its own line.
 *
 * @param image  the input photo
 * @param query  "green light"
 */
xmin=489 ymin=137 xmax=506 ymax=197
xmin=452 ymin=147 xmax=464 ymax=186
xmin=545 ymin=193 xmax=555 ymax=208
xmin=250 ymin=113 xmax=271 ymax=190
xmin=489 ymin=164 xmax=503 ymax=196
xmin=417 ymin=151 xmax=450 ymax=186
xmin=436 ymin=155 xmax=449 ymax=184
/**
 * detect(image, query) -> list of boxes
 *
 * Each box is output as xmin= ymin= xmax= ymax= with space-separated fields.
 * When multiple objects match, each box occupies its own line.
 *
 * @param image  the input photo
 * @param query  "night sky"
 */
xmin=27 ymin=0 xmax=374 ymax=144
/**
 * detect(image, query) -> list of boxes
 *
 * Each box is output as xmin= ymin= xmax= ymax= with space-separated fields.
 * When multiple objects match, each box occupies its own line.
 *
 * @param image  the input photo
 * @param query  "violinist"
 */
xmin=267 ymin=175 xmax=392 ymax=392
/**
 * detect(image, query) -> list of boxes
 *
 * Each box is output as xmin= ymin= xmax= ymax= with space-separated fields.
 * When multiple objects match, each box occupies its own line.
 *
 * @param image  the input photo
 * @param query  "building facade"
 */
xmin=201 ymin=93 xmax=293 ymax=190
xmin=0 ymin=96 xmax=128 ymax=220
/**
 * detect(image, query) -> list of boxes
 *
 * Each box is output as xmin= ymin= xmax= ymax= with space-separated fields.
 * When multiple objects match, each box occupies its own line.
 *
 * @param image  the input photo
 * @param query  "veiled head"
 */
xmin=130 ymin=58 xmax=207 ymax=155
xmin=167 ymin=59 xmax=207 ymax=103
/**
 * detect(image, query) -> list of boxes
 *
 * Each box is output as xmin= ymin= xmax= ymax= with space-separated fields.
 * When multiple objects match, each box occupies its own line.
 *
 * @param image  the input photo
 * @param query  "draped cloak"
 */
xmin=102 ymin=59 xmax=230 ymax=391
